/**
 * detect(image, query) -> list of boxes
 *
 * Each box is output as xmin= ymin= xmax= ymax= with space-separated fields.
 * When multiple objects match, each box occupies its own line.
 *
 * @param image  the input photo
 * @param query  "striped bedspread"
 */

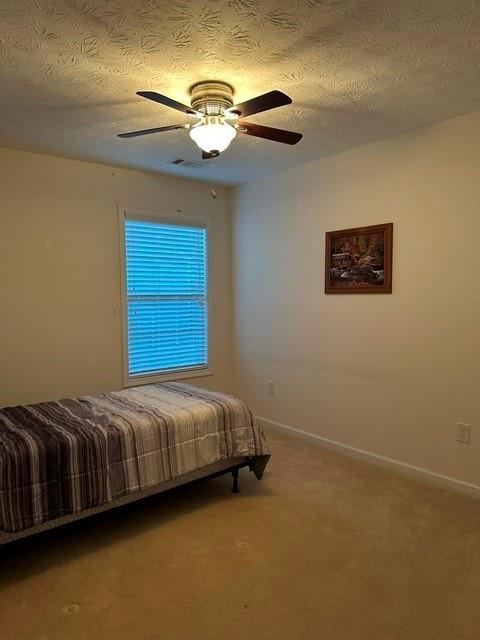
xmin=0 ymin=383 xmax=270 ymax=533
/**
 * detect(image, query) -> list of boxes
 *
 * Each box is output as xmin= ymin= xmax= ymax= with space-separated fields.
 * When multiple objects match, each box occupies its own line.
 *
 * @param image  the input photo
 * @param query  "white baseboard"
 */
xmin=256 ymin=416 xmax=480 ymax=500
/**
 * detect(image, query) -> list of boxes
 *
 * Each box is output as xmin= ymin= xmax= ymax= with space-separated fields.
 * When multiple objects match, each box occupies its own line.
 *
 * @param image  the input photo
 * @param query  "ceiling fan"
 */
xmin=118 ymin=81 xmax=302 ymax=159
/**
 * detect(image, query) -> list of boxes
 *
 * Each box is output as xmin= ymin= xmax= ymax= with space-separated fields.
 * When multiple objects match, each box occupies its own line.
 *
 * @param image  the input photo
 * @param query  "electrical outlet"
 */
xmin=267 ymin=380 xmax=275 ymax=396
xmin=457 ymin=423 xmax=471 ymax=445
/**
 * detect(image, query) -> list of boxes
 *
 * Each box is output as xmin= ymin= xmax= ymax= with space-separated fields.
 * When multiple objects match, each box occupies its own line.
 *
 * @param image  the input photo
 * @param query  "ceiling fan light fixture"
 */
xmin=119 ymin=85 xmax=302 ymax=152
xmin=189 ymin=117 xmax=237 ymax=154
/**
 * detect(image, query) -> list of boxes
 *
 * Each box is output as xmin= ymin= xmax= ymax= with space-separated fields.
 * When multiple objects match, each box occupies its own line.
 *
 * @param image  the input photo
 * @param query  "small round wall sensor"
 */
xmin=210 ymin=188 xmax=217 ymax=199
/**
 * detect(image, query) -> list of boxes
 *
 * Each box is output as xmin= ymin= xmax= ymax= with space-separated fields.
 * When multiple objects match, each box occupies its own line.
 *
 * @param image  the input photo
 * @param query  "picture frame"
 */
xmin=325 ymin=223 xmax=393 ymax=294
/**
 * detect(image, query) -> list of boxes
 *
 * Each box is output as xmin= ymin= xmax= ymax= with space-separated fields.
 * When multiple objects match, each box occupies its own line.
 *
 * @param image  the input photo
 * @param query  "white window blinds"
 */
xmin=124 ymin=218 xmax=208 ymax=377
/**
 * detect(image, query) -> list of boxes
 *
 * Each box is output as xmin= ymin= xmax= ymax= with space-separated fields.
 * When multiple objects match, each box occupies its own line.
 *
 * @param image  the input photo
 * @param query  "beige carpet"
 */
xmin=1 ymin=428 xmax=480 ymax=640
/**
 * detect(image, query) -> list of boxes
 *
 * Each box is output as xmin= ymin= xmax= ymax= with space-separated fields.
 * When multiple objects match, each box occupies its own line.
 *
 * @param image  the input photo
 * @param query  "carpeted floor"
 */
xmin=1 ymin=428 xmax=480 ymax=640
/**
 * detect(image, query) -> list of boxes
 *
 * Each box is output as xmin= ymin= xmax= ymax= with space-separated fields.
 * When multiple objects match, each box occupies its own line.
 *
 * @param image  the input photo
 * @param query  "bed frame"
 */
xmin=0 ymin=457 xmax=250 ymax=546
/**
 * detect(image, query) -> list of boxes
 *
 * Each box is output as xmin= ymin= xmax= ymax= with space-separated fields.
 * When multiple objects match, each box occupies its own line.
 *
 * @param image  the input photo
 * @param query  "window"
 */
xmin=121 ymin=212 xmax=209 ymax=384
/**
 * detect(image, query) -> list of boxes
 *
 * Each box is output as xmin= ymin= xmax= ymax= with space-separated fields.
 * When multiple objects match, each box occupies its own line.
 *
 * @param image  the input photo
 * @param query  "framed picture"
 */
xmin=325 ymin=223 xmax=393 ymax=294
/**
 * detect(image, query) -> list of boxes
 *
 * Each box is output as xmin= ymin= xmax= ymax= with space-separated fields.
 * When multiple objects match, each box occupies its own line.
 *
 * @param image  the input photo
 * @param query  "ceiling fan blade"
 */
xmin=238 ymin=122 xmax=302 ymax=145
xmin=118 ymin=124 xmax=187 ymax=138
xmin=137 ymin=91 xmax=199 ymax=116
xmin=228 ymin=90 xmax=291 ymax=118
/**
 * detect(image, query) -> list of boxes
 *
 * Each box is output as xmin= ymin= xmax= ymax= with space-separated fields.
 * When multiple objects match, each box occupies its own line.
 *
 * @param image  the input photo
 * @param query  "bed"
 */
xmin=0 ymin=382 xmax=270 ymax=545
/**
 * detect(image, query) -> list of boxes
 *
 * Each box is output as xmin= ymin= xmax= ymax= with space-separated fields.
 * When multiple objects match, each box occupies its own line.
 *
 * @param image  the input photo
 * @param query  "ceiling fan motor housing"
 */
xmin=190 ymin=81 xmax=234 ymax=115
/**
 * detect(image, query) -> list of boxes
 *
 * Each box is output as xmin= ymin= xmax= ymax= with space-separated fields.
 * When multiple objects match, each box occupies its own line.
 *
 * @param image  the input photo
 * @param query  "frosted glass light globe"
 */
xmin=189 ymin=119 xmax=237 ymax=153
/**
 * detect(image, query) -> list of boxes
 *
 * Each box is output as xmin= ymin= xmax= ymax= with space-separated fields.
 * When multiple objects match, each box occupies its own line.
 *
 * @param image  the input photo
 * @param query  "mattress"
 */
xmin=0 ymin=382 xmax=270 ymax=534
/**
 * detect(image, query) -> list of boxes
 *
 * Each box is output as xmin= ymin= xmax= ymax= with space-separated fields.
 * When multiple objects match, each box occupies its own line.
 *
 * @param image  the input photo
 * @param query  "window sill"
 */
xmin=123 ymin=368 xmax=213 ymax=388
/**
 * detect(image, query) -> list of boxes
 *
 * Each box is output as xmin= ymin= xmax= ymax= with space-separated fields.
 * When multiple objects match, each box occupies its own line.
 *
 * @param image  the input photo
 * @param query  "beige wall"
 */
xmin=0 ymin=148 xmax=233 ymax=406
xmin=232 ymin=111 xmax=480 ymax=487
xmin=2 ymin=112 xmax=479 ymax=488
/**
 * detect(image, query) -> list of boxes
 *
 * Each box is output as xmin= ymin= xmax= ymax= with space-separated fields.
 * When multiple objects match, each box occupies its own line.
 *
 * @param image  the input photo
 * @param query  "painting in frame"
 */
xmin=325 ymin=223 xmax=393 ymax=294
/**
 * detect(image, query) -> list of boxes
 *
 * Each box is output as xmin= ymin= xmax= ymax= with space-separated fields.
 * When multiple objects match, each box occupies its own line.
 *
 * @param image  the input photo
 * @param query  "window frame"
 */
xmin=119 ymin=207 xmax=213 ymax=388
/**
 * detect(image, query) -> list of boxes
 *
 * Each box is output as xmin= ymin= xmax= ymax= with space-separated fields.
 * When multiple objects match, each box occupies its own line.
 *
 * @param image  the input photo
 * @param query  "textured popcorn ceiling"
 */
xmin=1 ymin=1 xmax=480 ymax=185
